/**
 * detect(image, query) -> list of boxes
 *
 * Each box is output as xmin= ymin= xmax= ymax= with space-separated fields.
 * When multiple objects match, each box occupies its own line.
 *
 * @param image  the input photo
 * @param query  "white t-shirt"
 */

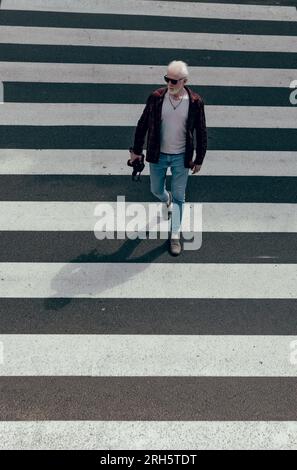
xmin=160 ymin=89 xmax=189 ymax=154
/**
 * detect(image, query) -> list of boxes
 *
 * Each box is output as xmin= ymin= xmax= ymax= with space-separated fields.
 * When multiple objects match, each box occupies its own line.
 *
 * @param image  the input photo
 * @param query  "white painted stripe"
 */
xmin=0 ymin=421 xmax=296 ymax=450
xmin=0 ymin=202 xmax=295 ymax=233
xmin=0 ymin=335 xmax=296 ymax=376
xmin=1 ymin=62 xmax=295 ymax=88
xmin=0 ymin=150 xmax=296 ymax=176
xmin=1 ymin=103 xmax=296 ymax=128
xmin=0 ymin=263 xmax=295 ymax=298
xmin=2 ymin=0 xmax=296 ymax=22
xmin=1 ymin=26 xmax=296 ymax=53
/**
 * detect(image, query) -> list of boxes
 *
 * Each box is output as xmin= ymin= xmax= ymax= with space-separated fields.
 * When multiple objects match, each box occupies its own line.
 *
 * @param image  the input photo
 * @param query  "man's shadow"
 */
xmin=45 ymin=212 xmax=171 ymax=310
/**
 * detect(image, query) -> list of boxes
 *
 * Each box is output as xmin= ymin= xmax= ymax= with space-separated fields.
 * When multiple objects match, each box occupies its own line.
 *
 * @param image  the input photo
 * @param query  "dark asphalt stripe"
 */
xmin=0 ymin=377 xmax=296 ymax=420
xmin=4 ymin=83 xmax=293 ymax=106
xmin=0 ymin=11 xmax=296 ymax=35
xmin=0 ymin=298 xmax=296 ymax=335
xmin=0 ymin=127 xmax=296 ymax=152
xmin=0 ymin=232 xmax=295 ymax=264
xmin=0 ymin=44 xmax=296 ymax=68
xmin=0 ymin=175 xmax=295 ymax=202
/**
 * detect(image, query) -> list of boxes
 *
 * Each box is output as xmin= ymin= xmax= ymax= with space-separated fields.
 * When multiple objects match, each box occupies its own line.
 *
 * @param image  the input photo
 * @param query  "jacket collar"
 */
xmin=153 ymin=84 xmax=199 ymax=104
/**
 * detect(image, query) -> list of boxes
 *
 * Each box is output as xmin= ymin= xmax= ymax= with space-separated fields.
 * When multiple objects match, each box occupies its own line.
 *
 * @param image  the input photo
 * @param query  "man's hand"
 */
xmin=129 ymin=151 xmax=142 ymax=163
xmin=189 ymin=162 xmax=202 ymax=174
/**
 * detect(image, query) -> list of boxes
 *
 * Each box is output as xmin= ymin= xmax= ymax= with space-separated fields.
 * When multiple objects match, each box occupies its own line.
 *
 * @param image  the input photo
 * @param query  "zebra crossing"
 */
xmin=1 ymin=103 xmax=297 ymax=127
xmin=0 ymin=0 xmax=297 ymax=450
xmin=1 ymin=334 xmax=297 ymax=375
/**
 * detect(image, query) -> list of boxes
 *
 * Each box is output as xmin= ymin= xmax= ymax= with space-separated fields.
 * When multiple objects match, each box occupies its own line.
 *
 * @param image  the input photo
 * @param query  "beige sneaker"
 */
xmin=169 ymin=236 xmax=182 ymax=256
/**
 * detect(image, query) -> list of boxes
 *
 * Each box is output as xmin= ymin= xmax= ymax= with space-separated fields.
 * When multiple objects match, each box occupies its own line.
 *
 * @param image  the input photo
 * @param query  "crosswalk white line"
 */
xmin=0 ymin=334 xmax=296 ymax=376
xmin=1 ymin=62 xmax=295 ymax=88
xmin=1 ymin=26 xmax=296 ymax=53
xmin=0 ymin=421 xmax=296 ymax=450
xmin=0 ymin=103 xmax=296 ymax=128
xmin=2 ymin=0 xmax=296 ymax=22
xmin=0 ymin=262 xmax=296 ymax=298
xmin=0 ymin=150 xmax=296 ymax=176
xmin=0 ymin=202 xmax=295 ymax=232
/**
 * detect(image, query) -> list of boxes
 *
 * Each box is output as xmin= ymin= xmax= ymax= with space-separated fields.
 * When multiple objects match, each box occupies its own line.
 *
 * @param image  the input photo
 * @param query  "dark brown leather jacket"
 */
xmin=132 ymin=85 xmax=207 ymax=167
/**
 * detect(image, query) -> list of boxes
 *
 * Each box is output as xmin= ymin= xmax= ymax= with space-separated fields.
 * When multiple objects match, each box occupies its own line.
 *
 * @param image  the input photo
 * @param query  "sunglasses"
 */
xmin=164 ymin=75 xmax=186 ymax=85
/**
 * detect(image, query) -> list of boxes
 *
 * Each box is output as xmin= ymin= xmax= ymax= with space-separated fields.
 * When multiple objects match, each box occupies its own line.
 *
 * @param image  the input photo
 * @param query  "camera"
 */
xmin=127 ymin=147 xmax=145 ymax=181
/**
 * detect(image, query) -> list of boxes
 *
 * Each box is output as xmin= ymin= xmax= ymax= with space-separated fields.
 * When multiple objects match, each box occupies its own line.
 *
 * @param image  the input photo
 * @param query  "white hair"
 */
xmin=167 ymin=60 xmax=189 ymax=79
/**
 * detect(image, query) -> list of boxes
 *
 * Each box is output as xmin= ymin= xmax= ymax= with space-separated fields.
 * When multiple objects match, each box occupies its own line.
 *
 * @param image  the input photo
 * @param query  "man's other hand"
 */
xmin=189 ymin=162 xmax=202 ymax=174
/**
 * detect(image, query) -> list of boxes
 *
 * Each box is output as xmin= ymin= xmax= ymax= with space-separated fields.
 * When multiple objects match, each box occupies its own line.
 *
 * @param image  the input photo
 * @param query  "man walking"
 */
xmin=130 ymin=60 xmax=207 ymax=255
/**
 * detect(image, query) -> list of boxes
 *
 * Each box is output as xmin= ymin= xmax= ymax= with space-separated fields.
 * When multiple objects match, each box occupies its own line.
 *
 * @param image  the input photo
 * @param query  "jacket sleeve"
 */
xmin=132 ymin=93 xmax=153 ymax=155
xmin=194 ymin=98 xmax=207 ymax=165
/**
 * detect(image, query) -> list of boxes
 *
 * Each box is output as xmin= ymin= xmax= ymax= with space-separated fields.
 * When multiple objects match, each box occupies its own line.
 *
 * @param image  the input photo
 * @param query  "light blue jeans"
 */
xmin=149 ymin=152 xmax=190 ymax=236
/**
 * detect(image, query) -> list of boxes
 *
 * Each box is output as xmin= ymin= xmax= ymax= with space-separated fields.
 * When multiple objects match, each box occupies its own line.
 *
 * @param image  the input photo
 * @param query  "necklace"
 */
xmin=168 ymin=89 xmax=185 ymax=110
